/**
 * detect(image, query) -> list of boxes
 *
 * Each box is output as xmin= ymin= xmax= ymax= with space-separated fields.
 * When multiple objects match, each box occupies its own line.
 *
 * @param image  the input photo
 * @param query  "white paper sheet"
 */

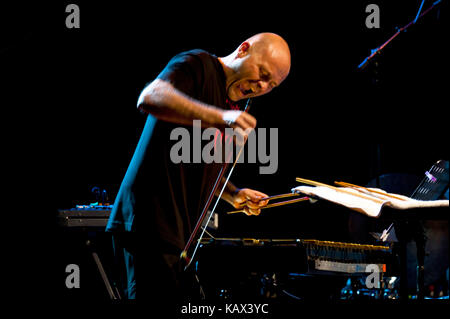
xmin=292 ymin=185 xmax=449 ymax=218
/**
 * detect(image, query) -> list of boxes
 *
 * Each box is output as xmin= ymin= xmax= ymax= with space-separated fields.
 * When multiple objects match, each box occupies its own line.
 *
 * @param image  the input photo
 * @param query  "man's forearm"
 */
xmin=137 ymin=79 xmax=224 ymax=127
xmin=216 ymin=177 xmax=239 ymax=205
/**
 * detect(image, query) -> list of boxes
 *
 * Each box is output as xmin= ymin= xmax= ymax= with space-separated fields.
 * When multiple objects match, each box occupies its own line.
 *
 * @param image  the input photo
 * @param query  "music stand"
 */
xmin=378 ymin=160 xmax=449 ymax=300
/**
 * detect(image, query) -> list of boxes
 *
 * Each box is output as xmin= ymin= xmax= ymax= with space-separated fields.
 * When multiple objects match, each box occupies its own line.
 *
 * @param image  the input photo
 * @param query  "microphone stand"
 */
xmin=357 ymin=0 xmax=442 ymax=301
xmin=357 ymin=0 xmax=442 ymax=70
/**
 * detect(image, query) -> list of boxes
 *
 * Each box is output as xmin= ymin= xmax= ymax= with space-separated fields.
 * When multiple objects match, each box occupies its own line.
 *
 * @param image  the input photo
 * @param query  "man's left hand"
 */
xmin=232 ymin=188 xmax=269 ymax=216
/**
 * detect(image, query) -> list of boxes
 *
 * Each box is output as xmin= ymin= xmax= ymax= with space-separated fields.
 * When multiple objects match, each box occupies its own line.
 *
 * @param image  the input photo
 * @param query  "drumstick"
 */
xmin=334 ymin=181 xmax=407 ymax=201
xmin=227 ymin=196 xmax=310 ymax=215
xmin=237 ymin=192 xmax=299 ymax=208
xmin=295 ymin=177 xmax=386 ymax=204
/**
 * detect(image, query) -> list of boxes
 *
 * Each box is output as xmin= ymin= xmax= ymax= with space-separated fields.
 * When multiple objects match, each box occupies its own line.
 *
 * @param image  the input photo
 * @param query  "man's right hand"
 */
xmin=222 ymin=110 xmax=256 ymax=130
xmin=221 ymin=110 xmax=257 ymax=144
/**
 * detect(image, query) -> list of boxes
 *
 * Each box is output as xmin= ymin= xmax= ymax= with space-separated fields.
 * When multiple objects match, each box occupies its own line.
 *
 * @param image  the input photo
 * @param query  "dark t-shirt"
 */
xmin=106 ymin=49 xmax=238 ymax=251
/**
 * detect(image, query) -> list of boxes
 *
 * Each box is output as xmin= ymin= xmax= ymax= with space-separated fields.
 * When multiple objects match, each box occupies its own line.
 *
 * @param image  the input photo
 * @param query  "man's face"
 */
xmin=227 ymin=43 xmax=290 ymax=101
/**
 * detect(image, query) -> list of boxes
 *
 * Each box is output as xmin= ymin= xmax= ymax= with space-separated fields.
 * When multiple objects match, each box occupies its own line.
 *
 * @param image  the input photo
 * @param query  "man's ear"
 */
xmin=236 ymin=42 xmax=250 ymax=58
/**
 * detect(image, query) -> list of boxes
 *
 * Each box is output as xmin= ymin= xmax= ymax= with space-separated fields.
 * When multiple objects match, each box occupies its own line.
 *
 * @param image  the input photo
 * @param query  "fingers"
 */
xmin=244 ymin=200 xmax=268 ymax=216
xmin=245 ymin=190 xmax=269 ymax=203
xmin=246 ymin=199 xmax=267 ymax=209
xmin=221 ymin=111 xmax=257 ymax=147
xmin=234 ymin=112 xmax=257 ymax=130
xmin=232 ymin=189 xmax=269 ymax=216
xmin=241 ymin=189 xmax=269 ymax=216
xmin=243 ymin=207 xmax=261 ymax=216
xmin=233 ymin=127 xmax=249 ymax=146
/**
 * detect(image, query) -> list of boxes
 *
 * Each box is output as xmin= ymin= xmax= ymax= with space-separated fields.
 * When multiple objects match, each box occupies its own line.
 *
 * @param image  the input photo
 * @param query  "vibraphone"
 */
xmin=195 ymin=238 xmax=394 ymax=300
xmin=197 ymin=238 xmax=392 ymax=274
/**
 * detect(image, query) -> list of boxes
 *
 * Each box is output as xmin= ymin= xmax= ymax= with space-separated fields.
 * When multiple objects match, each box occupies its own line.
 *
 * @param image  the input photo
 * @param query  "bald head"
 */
xmin=219 ymin=33 xmax=291 ymax=101
xmin=244 ymin=33 xmax=291 ymax=75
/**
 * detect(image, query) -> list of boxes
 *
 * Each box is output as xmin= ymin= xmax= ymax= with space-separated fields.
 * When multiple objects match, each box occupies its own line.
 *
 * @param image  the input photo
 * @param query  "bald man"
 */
xmin=106 ymin=33 xmax=291 ymax=301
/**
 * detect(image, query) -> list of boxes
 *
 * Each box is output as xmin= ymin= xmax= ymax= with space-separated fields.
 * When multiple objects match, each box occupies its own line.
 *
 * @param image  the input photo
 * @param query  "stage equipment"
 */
xmin=195 ymin=238 xmax=394 ymax=301
xmin=58 ymin=205 xmax=120 ymax=300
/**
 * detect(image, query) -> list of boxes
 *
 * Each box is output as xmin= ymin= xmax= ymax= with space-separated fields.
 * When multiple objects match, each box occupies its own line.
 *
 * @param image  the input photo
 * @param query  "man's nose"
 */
xmin=256 ymin=80 xmax=269 ymax=92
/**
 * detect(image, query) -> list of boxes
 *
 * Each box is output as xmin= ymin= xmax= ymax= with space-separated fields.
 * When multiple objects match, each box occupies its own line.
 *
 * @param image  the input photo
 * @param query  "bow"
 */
xmin=180 ymin=98 xmax=252 ymax=270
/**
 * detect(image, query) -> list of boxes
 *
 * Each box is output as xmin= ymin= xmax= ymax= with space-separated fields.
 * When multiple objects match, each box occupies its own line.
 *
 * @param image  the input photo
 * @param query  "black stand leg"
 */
xmin=396 ymin=219 xmax=427 ymax=300
xmin=398 ymin=238 xmax=409 ymax=300
xmin=414 ymin=222 xmax=426 ymax=300
xmin=86 ymin=239 xmax=121 ymax=300
xmin=416 ymin=241 xmax=425 ymax=300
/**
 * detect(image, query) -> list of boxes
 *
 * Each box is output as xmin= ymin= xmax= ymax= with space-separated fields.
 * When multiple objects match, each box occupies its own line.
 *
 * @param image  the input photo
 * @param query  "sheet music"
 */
xmin=292 ymin=185 xmax=449 ymax=218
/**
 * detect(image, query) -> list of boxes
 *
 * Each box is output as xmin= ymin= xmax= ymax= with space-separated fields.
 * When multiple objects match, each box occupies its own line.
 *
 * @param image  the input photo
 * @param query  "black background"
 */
xmin=1 ymin=0 xmax=448 ymax=302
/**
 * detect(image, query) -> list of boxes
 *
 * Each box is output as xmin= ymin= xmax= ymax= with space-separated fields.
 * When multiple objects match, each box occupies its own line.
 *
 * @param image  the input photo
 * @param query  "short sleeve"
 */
xmin=156 ymin=50 xmax=206 ymax=97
